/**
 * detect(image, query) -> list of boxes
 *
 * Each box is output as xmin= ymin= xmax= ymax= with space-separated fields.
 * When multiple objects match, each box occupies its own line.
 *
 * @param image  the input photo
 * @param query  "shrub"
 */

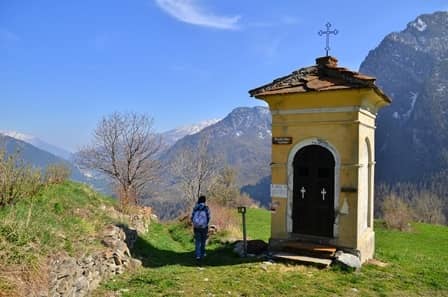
xmin=0 ymin=150 xmax=42 ymax=207
xmin=235 ymin=193 xmax=259 ymax=208
xmin=412 ymin=191 xmax=446 ymax=225
xmin=375 ymin=181 xmax=447 ymax=226
xmin=207 ymin=201 xmax=242 ymax=240
xmin=381 ymin=194 xmax=413 ymax=231
xmin=44 ymin=164 xmax=71 ymax=185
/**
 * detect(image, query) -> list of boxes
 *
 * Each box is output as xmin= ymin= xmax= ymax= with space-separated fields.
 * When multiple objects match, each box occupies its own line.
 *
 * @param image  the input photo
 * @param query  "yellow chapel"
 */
xmin=249 ymin=56 xmax=390 ymax=262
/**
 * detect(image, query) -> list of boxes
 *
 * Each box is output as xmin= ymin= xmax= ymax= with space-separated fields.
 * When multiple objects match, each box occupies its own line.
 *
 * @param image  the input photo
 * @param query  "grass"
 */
xmin=0 ymin=181 xmax=120 ymax=295
xmin=2 ymin=186 xmax=446 ymax=297
xmin=0 ymin=182 xmax=117 ymax=264
xmin=245 ymin=208 xmax=271 ymax=242
xmin=92 ymin=209 xmax=448 ymax=297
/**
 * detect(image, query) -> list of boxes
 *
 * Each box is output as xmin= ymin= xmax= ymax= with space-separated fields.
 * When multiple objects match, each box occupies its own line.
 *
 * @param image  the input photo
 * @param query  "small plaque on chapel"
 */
xmin=271 ymin=184 xmax=288 ymax=198
xmin=272 ymin=137 xmax=292 ymax=145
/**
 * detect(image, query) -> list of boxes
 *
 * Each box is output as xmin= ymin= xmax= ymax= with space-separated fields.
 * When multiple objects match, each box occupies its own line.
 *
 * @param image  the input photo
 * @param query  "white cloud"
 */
xmin=155 ymin=0 xmax=240 ymax=30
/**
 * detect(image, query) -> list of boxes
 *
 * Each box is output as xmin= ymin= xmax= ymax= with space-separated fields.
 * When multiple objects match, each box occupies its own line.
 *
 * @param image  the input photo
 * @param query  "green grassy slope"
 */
xmin=245 ymin=208 xmax=271 ymax=242
xmin=0 ymin=182 xmax=119 ymax=296
xmin=93 ymin=209 xmax=448 ymax=297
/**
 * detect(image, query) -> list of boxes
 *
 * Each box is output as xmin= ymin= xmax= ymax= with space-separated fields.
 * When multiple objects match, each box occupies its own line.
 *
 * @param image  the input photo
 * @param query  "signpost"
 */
xmin=237 ymin=206 xmax=247 ymax=257
xmin=272 ymin=137 xmax=293 ymax=145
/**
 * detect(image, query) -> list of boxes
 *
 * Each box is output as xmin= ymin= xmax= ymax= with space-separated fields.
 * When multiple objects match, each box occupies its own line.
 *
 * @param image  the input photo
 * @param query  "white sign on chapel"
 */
xmin=270 ymin=184 xmax=288 ymax=198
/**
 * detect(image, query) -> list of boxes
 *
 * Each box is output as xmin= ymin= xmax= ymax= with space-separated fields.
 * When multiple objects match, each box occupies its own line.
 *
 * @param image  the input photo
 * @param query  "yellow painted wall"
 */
xmin=256 ymin=88 xmax=387 ymax=260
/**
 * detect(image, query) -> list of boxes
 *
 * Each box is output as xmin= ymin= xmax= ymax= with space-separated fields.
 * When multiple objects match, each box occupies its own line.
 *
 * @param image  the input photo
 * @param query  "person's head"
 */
xmin=198 ymin=195 xmax=206 ymax=204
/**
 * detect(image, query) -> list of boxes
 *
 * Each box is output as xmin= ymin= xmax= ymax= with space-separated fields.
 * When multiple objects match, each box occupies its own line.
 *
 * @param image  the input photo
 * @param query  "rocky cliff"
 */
xmin=360 ymin=11 xmax=448 ymax=183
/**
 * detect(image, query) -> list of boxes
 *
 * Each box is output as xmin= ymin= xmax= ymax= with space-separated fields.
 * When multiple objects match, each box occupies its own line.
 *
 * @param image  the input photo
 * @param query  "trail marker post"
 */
xmin=237 ymin=206 xmax=247 ymax=257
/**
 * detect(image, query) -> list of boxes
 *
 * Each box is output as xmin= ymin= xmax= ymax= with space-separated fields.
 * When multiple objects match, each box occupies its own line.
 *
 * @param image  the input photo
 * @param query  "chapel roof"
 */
xmin=248 ymin=56 xmax=391 ymax=103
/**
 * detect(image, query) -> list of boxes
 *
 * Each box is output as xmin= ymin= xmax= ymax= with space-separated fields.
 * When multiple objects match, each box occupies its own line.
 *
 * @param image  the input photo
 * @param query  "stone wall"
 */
xmin=47 ymin=224 xmax=142 ymax=297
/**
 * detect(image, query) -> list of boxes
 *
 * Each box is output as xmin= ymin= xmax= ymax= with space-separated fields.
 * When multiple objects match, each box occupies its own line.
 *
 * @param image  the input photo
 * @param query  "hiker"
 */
xmin=191 ymin=195 xmax=210 ymax=260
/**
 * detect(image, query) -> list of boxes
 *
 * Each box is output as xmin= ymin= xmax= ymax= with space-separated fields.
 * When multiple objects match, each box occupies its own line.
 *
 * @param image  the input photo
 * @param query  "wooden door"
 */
xmin=293 ymin=145 xmax=335 ymax=237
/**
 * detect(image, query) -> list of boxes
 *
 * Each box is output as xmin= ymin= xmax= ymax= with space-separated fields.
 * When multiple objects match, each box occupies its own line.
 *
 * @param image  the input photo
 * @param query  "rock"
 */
xmin=128 ymin=258 xmax=142 ymax=270
xmin=47 ymin=223 xmax=141 ymax=297
xmin=233 ymin=241 xmax=245 ymax=257
xmin=116 ymin=241 xmax=131 ymax=257
xmin=334 ymin=251 xmax=361 ymax=270
xmin=74 ymin=276 xmax=89 ymax=291
xmin=113 ymin=253 xmax=122 ymax=266
xmin=81 ymin=255 xmax=94 ymax=265
xmin=102 ymin=225 xmax=123 ymax=239
xmin=247 ymin=240 xmax=268 ymax=254
xmin=233 ymin=240 xmax=268 ymax=257
xmin=102 ymin=237 xmax=120 ymax=249
xmin=208 ymin=225 xmax=218 ymax=235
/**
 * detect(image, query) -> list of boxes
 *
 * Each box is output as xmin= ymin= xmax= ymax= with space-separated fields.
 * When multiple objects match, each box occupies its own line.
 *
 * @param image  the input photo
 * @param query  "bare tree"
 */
xmin=170 ymin=136 xmax=219 ymax=206
xmin=209 ymin=166 xmax=239 ymax=207
xmin=76 ymin=112 xmax=161 ymax=207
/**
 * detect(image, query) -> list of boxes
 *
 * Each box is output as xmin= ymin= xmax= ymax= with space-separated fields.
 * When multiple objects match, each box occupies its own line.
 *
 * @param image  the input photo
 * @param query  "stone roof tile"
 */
xmin=249 ymin=56 xmax=391 ymax=103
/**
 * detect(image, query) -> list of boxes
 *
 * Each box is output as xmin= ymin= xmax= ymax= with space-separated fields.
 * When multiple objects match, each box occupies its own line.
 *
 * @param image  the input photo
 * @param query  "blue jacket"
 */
xmin=191 ymin=203 xmax=210 ymax=227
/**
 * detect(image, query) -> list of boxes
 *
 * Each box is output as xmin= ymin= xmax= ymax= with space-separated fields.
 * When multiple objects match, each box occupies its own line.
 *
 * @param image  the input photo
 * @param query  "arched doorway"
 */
xmin=292 ymin=145 xmax=335 ymax=237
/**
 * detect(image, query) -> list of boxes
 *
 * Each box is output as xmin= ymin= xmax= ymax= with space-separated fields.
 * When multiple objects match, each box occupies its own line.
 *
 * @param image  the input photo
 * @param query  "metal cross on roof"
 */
xmin=318 ymin=22 xmax=338 ymax=56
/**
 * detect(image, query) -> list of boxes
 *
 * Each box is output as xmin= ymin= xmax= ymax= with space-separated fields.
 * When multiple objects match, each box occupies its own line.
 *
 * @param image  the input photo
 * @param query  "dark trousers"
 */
xmin=194 ymin=227 xmax=208 ymax=258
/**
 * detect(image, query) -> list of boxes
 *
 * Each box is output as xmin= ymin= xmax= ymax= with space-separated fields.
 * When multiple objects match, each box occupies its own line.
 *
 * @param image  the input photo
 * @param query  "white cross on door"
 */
xmin=321 ymin=188 xmax=327 ymax=200
xmin=300 ymin=187 xmax=306 ymax=199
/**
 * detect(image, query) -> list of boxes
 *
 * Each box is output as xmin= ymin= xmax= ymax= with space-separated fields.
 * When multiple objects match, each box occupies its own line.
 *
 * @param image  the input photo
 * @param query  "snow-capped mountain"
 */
xmin=0 ymin=130 xmax=73 ymax=160
xmin=0 ymin=133 xmax=82 ymax=178
xmin=161 ymin=106 xmax=272 ymax=188
xmin=160 ymin=119 xmax=221 ymax=147
xmin=0 ymin=131 xmax=111 ymax=194
xmin=360 ymin=11 xmax=448 ymax=183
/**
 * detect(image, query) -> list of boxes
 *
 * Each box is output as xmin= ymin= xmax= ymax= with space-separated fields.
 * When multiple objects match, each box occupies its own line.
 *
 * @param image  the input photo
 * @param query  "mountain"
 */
xmin=161 ymin=106 xmax=272 ymax=188
xmin=0 ymin=130 xmax=73 ymax=160
xmin=359 ymin=11 xmax=448 ymax=183
xmin=160 ymin=119 xmax=221 ymax=148
xmin=0 ymin=134 xmax=82 ymax=178
xmin=0 ymin=134 xmax=110 ymax=193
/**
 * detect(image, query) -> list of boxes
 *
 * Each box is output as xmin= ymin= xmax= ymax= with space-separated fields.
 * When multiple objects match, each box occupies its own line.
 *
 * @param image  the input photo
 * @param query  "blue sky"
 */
xmin=1 ymin=0 xmax=447 ymax=151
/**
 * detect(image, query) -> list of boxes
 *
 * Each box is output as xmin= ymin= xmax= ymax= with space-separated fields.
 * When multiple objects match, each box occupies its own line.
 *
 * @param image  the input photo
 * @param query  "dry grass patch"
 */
xmin=0 ymin=262 xmax=48 ymax=297
xmin=382 ymin=194 xmax=414 ymax=231
xmin=207 ymin=201 xmax=242 ymax=239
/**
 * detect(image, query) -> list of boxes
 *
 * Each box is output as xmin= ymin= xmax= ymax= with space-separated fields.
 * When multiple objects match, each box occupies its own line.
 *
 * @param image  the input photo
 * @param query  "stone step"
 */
xmin=272 ymin=252 xmax=333 ymax=268
xmin=281 ymin=242 xmax=336 ymax=259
